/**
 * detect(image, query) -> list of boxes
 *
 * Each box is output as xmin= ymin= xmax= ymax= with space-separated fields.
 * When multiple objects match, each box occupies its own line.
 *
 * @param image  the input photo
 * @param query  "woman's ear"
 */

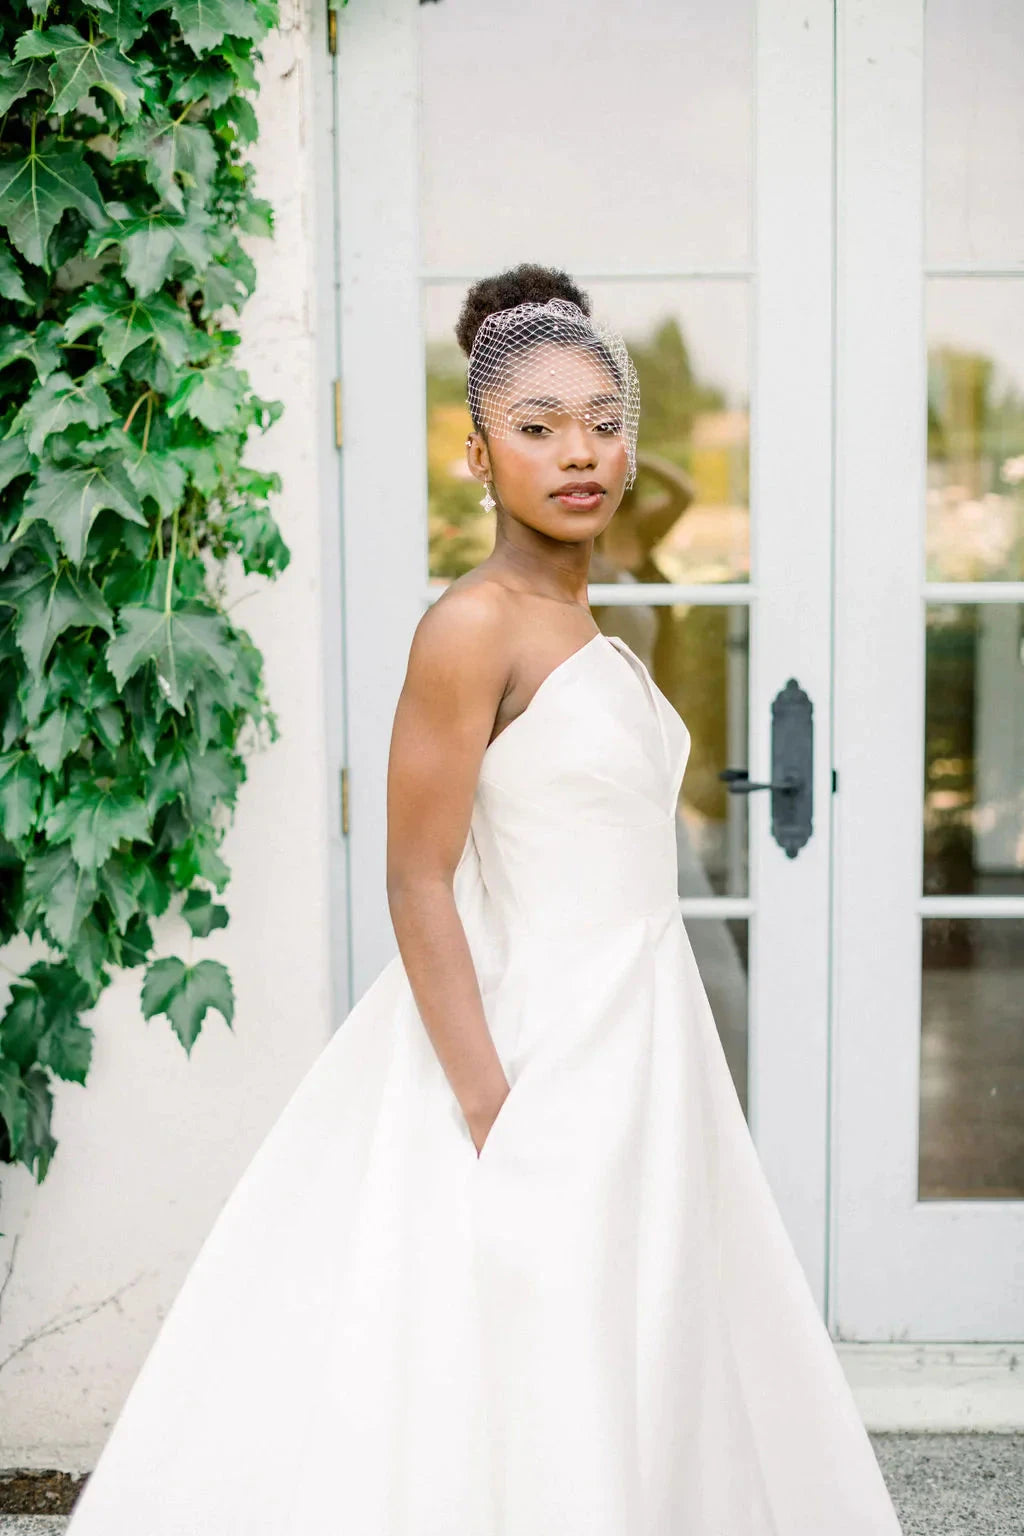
xmin=465 ymin=431 xmax=491 ymax=485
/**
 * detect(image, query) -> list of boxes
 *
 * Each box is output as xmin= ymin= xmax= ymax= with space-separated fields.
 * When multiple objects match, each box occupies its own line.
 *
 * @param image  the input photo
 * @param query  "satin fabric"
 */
xmin=66 ymin=632 xmax=903 ymax=1535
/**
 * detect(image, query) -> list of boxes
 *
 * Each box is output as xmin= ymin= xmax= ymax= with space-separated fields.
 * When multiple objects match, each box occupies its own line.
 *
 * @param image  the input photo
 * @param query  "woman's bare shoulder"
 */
xmin=408 ymin=574 xmax=516 ymax=680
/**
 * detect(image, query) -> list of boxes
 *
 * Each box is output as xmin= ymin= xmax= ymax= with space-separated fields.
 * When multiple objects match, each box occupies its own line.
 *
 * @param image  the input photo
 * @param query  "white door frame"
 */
xmin=336 ymin=0 xmax=428 ymax=997
xmin=832 ymin=0 xmax=1024 ymax=1341
xmin=335 ymin=0 xmax=838 ymax=1309
xmin=746 ymin=0 xmax=835 ymax=1309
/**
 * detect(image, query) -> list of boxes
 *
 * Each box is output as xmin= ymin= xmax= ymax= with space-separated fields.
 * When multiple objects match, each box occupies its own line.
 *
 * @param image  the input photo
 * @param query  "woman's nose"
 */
xmin=559 ymin=417 xmax=597 ymax=467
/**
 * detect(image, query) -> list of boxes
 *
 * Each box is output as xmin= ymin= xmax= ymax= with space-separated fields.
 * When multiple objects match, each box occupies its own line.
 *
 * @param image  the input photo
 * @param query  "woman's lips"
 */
xmin=552 ymin=487 xmax=605 ymax=510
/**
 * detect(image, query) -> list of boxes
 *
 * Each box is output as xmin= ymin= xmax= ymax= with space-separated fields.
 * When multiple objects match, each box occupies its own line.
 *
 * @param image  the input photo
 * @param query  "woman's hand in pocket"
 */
xmin=466 ymin=1080 xmax=512 ymax=1158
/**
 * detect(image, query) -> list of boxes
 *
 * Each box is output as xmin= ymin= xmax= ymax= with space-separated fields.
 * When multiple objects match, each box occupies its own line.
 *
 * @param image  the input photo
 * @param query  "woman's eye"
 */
xmin=594 ymin=420 xmax=623 ymax=435
xmin=517 ymin=422 xmax=550 ymax=436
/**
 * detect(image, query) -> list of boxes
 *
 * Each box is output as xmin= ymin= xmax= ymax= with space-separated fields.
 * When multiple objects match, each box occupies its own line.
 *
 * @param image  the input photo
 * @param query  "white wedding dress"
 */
xmin=65 ymin=631 xmax=903 ymax=1535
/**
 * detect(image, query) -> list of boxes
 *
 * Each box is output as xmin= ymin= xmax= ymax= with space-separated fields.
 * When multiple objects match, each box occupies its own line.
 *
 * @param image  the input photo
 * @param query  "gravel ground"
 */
xmin=874 ymin=1431 xmax=1024 ymax=1535
xmin=1 ymin=1433 xmax=1021 ymax=1534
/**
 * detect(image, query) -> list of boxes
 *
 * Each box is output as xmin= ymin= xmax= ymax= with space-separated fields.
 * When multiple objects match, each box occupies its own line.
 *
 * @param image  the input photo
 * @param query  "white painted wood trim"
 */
xmin=312 ymin=0 xmax=351 ymax=1032
xmin=749 ymin=0 xmax=836 ymax=1309
xmin=336 ymin=0 xmax=426 ymax=995
xmin=420 ymin=268 xmax=755 ymax=284
xmin=427 ymin=584 xmax=758 ymax=606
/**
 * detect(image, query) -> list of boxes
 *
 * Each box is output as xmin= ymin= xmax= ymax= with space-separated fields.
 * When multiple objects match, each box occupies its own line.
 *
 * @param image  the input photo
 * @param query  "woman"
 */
xmin=65 ymin=264 xmax=904 ymax=1534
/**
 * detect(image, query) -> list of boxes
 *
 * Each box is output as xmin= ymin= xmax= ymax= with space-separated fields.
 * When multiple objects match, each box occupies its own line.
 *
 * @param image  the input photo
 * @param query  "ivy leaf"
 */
xmin=141 ymin=956 xmax=234 ymax=1054
xmin=66 ymin=914 xmax=112 ymax=992
xmin=40 ymin=1016 xmax=93 ymax=1083
xmin=0 ymin=560 xmax=113 ymax=677
xmin=237 ymin=195 xmax=274 ymax=240
xmin=119 ymin=442 xmax=188 ymax=516
xmin=0 ymin=139 xmax=106 ymax=271
xmin=86 ymin=205 xmax=214 ymax=297
xmin=1 ymin=969 xmax=93 ymax=1084
xmin=0 ymin=321 xmax=65 ymax=382
xmin=167 ymin=821 xmax=230 ymax=889
xmin=10 ymin=370 xmax=115 ymax=458
xmin=118 ymin=911 xmax=154 ymax=968
xmin=63 ymin=282 xmax=193 ymax=371
xmin=22 ymin=845 xmax=99 ymax=950
xmin=0 ymin=244 xmax=30 ymax=305
xmin=0 ymin=432 xmax=33 ymax=495
xmin=0 ymin=750 xmax=43 ymax=843
xmin=183 ymin=682 xmax=231 ymax=752
xmin=15 ymin=27 xmax=147 ymax=122
xmin=114 ymin=116 xmax=217 ymax=214
xmin=0 ymin=1059 xmax=28 ymax=1163
xmin=142 ymin=0 xmax=267 ymax=54
xmin=171 ymin=57 xmax=241 ymax=111
xmin=106 ymin=604 xmax=235 ymax=714
xmin=90 ymin=703 xmax=125 ymax=753
xmin=97 ymin=849 xmax=148 ymax=932
xmin=121 ymin=671 xmax=161 ymax=764
xmin=0 ymin=56 xmax=53 ymax=116
xmin=15 ymin=457 xmax=146 ymax=565
xmin=0 ymin=985 xmax=45 ymax=1070
xmin=166 ymin=363 xmax=246 ymax=431
xmin=181 ymin=887 xmax=229 ymax=937
xmin=44 ymin=779 xmax=152 ymax=871
xmin=43 ymin=636 xmax=119 ymax=705
xmin=148 ymin=739 xmax=237 ymax=820
xmin=174 ymin=439 xmax=223 ymax=496
xmin=20 ymin=1066 xmax=57 ymax=1180
xmin=25 ymin=702 xmax=88 ymax=772
xmin=95 ymin=0 xmax=150 ymax=50
xmin=197 ymin=235 xmax=257 ymax=314
xmin=18 ymin=668 xmax=50 ymax=731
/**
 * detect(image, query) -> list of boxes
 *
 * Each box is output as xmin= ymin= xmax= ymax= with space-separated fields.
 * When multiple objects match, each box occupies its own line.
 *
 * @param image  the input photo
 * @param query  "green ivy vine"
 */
xmin=0 ymin=0 xmax=290 ymax=1182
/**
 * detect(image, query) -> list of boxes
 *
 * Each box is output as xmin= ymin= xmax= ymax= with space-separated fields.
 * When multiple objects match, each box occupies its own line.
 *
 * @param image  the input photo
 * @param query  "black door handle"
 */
xmin=719 ymin=768 xmax=800 ymax=794
xmin=718 ymin=678 xmax=813 ymax=859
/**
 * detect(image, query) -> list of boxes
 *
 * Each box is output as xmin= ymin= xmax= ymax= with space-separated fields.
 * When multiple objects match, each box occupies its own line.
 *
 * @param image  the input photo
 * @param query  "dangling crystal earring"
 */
xmin=480 ymin=482 xmax=496 ymax=513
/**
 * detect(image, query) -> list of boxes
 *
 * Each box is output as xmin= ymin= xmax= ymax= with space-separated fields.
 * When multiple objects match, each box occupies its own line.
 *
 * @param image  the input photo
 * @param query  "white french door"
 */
xmin=832 ymin=0 xmax=1024 ymax=1341
xmin=333 ymin=0 xmax=1023 ymax=1340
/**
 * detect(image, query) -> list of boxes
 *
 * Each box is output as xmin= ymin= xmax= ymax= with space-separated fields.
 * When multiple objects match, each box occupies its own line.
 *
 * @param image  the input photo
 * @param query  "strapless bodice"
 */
xmin=458 ymin=634 xmax=691 ymax=935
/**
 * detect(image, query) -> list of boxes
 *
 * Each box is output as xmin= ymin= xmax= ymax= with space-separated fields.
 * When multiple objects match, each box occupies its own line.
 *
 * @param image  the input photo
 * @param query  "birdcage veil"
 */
xmin=465 ymin=298 xmax=641 ymax=490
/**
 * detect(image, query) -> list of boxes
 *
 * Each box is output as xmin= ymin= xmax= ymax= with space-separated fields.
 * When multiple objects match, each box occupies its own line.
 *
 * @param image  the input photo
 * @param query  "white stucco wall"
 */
xmin=0 ymin=0 xmax=344 ymax=1470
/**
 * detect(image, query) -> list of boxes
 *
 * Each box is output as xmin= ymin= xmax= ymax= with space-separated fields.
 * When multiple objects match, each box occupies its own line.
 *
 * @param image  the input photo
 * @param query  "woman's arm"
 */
xmin=385 ymin=588 xmax=512 ymax=1155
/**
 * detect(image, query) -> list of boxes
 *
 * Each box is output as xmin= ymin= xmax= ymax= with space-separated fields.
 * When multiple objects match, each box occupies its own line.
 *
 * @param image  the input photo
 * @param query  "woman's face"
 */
xmin=467 ymin=341 xmax=630 ymax=543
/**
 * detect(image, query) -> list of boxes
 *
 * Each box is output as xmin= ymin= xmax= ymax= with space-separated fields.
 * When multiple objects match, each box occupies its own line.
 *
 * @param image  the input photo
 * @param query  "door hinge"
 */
xmin=340 ymin=765 xmax=350 ymax=835
xmin=327 ymin=0 xmax=338 ymax=55
xmin=333 ymin=378 xmax=343 ymax=447
xmin=832 ymin=768 xmax=838 ymax=793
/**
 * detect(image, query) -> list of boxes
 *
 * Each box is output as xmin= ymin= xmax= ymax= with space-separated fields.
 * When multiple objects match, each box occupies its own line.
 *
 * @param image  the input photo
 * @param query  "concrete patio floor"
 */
xmin=1 ymin=1433 xmax=1021 ymax=1536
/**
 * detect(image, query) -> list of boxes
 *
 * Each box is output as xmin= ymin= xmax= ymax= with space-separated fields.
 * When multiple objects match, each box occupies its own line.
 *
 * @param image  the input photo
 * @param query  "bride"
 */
xmin=65 ymin=263 xmax=904 ymax=1534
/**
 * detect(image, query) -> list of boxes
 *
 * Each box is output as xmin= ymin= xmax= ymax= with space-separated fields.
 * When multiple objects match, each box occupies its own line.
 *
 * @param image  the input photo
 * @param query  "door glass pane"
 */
xmin=920 ymin=2 xmax=1024 ymax=1210
xmin=926 ymin=0 xmax=1024 ymax=267
xmin=923 ymin=603 xmax=1024 ymax=899
xmin=920 ymin=918 xmax=1024 ymax=1199
xmin=927 ymin=282 xmax=1024 ymax=582
xmin=419 ymin=0 xmax=754 ymax=275
xmin=686 ymin=917 xmax=749 ymax=1115
xmin=594 ymin=604 xmax=749 ymax=899
xmin=424 ymin=281 xmax=750 ymax=586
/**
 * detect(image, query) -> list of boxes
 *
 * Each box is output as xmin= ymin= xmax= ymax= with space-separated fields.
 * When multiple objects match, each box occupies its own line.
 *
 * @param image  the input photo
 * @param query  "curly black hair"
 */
xmin=454 ymin=262 xmax=591 ymax=358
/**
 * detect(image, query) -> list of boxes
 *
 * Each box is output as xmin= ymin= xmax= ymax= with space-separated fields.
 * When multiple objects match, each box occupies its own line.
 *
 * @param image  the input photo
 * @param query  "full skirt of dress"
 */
xmin=65 ymin=632 xmax=903 ymax=1535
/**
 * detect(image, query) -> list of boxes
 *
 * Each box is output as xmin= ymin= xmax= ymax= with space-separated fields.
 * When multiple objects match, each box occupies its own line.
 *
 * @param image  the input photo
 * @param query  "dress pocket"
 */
xmin=474 ymin=1077 xmax=519 ymax=1169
